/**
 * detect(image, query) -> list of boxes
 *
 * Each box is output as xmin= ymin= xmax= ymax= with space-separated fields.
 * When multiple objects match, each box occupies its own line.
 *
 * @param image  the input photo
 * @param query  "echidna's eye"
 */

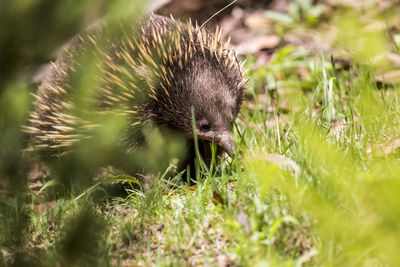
xmin=199 ymin=121 xmax=211 ymax=132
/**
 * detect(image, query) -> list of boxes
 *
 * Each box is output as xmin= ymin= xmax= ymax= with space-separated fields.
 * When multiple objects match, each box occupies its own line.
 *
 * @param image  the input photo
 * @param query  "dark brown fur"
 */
xmin=26 ymin=15 xmax=246 ymax=173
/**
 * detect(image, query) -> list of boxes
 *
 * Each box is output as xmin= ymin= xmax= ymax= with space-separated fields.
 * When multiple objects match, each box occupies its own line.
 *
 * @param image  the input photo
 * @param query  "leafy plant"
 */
xmin=265 ymin=0 xmax=326 ymax=26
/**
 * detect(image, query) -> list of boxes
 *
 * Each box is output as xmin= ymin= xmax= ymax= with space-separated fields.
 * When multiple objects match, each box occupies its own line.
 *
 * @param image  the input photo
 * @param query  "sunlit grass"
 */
xmin=19 ymin=45 xmax=400 ymax=266
xmin=2 ymin=1 xmax=400 ymax=266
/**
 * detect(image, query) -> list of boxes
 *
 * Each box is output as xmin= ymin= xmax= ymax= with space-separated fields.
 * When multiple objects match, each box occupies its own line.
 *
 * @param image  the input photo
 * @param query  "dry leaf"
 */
xmin=245 ymin=13 xmax=272 ymax=31
xmin=387 ymin=53 xmax=400 ymax=67
xmin=235 ymin=35 xmax=280 ymax=55
xmin=375 ymin=70 xmax=400 ymax=84
xmin=367 ymin=137 xmax=400 ymax=157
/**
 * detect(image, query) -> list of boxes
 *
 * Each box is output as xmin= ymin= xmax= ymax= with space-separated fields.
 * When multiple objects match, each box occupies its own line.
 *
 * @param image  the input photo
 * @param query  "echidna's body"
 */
xmin=27 ymin=15 xmax=246 ymax=171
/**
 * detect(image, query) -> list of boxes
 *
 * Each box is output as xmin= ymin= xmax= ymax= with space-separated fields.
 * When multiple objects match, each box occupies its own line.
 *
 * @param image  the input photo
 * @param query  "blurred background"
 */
xmin=1 ymin=0 xmax=400 ymax=266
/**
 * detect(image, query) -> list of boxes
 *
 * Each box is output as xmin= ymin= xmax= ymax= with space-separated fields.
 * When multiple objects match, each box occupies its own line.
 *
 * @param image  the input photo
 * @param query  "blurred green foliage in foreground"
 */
xmin=1 ymin=0 xmax=400 ymax=266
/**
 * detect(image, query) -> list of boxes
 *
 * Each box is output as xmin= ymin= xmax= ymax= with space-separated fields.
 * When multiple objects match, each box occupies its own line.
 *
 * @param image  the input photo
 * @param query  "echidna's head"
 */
xmin=150 ymin=52 xmax=245 ymax=157
xmin=128 ymin=16 xmax=246 ymax=160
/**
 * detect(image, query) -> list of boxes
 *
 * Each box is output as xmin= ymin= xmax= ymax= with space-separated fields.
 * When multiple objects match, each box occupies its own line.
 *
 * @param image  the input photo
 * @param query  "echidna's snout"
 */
xmin=215 ymin=132 xmax=235 ymax=156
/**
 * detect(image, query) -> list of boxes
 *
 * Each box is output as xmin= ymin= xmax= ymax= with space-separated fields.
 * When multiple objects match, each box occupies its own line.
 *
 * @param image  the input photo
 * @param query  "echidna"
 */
xmin=26 ymin=14 xmax=246 ymax=173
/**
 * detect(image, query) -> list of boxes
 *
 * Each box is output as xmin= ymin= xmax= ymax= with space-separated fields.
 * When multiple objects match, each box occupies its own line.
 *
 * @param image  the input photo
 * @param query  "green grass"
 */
xmin=2 ymin=1 xmax=400 ymax=266
xmin=5 ymin=46 xmax=400 ymax=266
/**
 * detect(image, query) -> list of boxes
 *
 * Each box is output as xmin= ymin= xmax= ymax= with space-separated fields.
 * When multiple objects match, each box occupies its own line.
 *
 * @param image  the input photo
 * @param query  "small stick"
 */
xmin=200 ymin=0 xmax=237 ymax=29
